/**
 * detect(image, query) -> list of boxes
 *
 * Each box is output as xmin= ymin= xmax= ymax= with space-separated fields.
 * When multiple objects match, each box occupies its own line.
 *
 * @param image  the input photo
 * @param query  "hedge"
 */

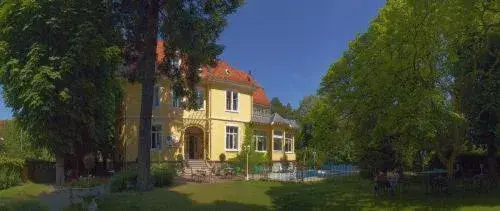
xmin=0 ymin=156 xmax=26 ymax=189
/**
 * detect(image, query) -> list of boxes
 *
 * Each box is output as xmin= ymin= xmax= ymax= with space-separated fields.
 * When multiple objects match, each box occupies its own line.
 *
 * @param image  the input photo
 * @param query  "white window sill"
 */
xmin=273 ymin=150 xmax=283 ymax=152
xmin=255 ymin=150 xmax=267 ymax=153
xmin=225 ymin=149 xmax=239 ymax=152
xmin=225 ymin=110 xmax=239 ymax=113
xmin=285 ymin=151 xmax=294 ymax=154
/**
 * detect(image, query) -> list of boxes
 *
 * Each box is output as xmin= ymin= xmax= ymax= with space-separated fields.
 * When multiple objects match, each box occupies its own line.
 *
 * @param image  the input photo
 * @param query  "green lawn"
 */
xmin=0 ymin=183 xmax=52 ymax=210
xmin=98 ymin=177 xmax=500 ymax=211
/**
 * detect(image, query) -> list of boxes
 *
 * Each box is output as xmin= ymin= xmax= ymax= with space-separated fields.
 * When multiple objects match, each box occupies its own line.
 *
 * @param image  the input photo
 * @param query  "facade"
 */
xmin=121 ymin=44 xmax=298 ymax=162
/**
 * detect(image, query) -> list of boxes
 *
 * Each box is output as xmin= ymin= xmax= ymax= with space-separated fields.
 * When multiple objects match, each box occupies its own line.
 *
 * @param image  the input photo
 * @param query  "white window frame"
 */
xmin=285 ymin=133 xmax=293 ymax=153
xmin=254 ymin=130 xmax=267 ymax=152
xmin=273 ymin=130 xmax=283 ymax=151
xmin=153 ymin=85 xmax=161 ymax=108
xmin=225 ymin=90 xmax=239 ymax=112
xmin=151 ymin=124 xmax=163 ymax=150
xmin=225 ymin=125 xmax=239 ymax=151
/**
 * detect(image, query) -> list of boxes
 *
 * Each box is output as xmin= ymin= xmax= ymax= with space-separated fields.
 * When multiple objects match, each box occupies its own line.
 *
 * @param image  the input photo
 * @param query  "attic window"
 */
xmin=225 ymin=69 xmax=230 ymax=75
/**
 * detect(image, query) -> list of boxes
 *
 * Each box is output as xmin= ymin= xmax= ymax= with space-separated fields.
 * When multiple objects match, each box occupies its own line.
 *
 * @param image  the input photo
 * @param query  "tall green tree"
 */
xmin=0 ymin=0 xmax=123 ymax=185
xmin=119 ymin=0 xmax=242 ymax=190
xmin=452 ymin=0 xmax=499 ymax=180
xmin=315 ymin=0 xmax=499 ymax=173
xmin=295 ymin=95 xmax=318 ymax=149
xmin=270 ymin=97 xmax=295 ymax=119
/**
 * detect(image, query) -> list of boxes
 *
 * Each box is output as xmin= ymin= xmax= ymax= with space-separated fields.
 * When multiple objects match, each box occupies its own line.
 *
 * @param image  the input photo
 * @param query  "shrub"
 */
xmin=109 ymin=168 xmax=138 ymax=192
xmin=0 ymin=168 xmax=21 ymax=190
xmin=151 ymin=163 xmax=176 ymax=187
xmin=110 ymin=164 xmax=177 ymax=192
xmin=219 ymin=153 xmax=226 ymax=163
xmin=0 ymin=156 xmax=25 ymax=189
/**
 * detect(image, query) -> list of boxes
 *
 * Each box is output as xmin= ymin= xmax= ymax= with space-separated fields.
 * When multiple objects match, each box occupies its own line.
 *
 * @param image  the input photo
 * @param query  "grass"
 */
xmin=98 ymin=177 xmax=500 ymax=211
xmin=0 ymin=183 xmax=51 ymax=210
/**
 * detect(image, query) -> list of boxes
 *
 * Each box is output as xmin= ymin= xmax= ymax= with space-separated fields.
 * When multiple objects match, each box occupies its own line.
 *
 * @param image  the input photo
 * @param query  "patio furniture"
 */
xmin=222 ymin=167 xmax=235 ymax=179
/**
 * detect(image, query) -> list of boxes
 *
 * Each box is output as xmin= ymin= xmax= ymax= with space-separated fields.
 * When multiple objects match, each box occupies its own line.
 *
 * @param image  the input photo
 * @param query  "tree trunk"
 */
xmin=55 ymin=154 xmax=65 ymax=186
xmin=137 ymin=0 xmax=159 ymax=191
xmin=487 ymin=143 xmax=497 ymax=183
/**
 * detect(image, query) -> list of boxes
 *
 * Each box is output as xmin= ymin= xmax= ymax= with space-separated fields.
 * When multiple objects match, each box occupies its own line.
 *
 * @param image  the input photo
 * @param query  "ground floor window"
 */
xmin=254 ymin=131 xmax=267 ymax=151
xmin=225 ymin=126 xmax=238 ymax=150
xmin=151 ymin=125 xmax=162 ymax=149
xmin=285 ymin=133 xmax=293 ymax=152
xmin=273 ymin=130 xmax=283 ymax=151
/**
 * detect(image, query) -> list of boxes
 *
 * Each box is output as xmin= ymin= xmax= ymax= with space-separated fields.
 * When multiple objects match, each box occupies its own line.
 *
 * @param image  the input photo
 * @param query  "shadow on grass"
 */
xmin=98 ymin=186 xmax=270 ymax=211
xmin=266 ymin=176 xmax=500 ymax=211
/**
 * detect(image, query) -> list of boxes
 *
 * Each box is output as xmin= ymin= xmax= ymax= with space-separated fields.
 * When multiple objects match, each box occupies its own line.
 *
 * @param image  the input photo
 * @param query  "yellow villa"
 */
xmin=121 ymin=43 xmax=298 ymax=167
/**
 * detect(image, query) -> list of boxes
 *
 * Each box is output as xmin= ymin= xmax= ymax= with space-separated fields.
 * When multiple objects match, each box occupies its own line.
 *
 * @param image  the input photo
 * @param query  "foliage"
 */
xmin=228 ymin=123 xmax=267 ymax=173
xmin=294 ymin=95 xmax=319 ymax=149
xmin=296 ymin=148 xmax=324 ymax=170
xmin=270 ymin=97 xmax=295 ymax=119
xmin=0 ymin=119 xmax=54 ymax=161
xmin=311 ymin=0 xmax=499 ymax=177
xmin=110 ymin=163 xmax=176 ymax=192
xmin=0 ymin=0 xmax=123 ymax=176
xmin=109 ymin=168 xmax=138 ymax=193
xmin=219 ymin=153 xmax=226 ymax=163
xmin=358 ymin=137 xmax=401 ymax=178
xmin=0 ymin=168 xmax=21 ymax=190
xmin=151 ymin=163 xmax=176 ymax=188
xmin=0 ymin=156 xmax=24 ymax=189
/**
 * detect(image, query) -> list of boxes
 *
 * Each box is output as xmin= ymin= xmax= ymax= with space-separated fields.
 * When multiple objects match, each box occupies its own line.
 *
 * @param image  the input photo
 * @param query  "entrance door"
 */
xmin=188 ymin=135 xmax=199 ymax=159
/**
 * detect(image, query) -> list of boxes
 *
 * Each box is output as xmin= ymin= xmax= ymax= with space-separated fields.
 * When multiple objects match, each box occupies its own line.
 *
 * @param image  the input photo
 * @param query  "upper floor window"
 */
xmin=151 ymin=124 xmax=162 ymax=149
xmin=273 ymin=130 xmax=283 ymax=151
xmin=225 ymin=126 xmax=239 ymax=150
xmin=153 ymin=86 xmax=160 ymax=108
xmin=285 ymin=133 xmax=293 ymax=153
xmin=171 ymin=90 xmax=182 ymax=108
xmin=226 ymin=90 xmax=238 ymax=112
xmin=196 ymin=89 xmax=204 ymax=110
xmin=254 ymin=131 xmax=267 ymax=152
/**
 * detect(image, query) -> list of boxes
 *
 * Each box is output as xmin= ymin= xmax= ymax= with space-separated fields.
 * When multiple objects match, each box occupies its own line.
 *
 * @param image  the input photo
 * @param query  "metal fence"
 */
xmin=226 ymin=163 xmax=360 ymax=183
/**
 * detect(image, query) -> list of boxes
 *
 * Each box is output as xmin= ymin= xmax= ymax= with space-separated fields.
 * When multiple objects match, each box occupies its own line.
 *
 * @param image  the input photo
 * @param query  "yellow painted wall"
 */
xmin=208 ymin=119 xmax=246 ymax=160
xmin=208 ymin=83 xmax=252 ymax=123
xmin=122 ymin=79 xmax=296 ymax=162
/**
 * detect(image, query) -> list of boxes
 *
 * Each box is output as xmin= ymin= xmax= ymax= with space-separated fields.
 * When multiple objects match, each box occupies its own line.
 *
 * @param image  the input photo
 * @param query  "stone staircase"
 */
xmin=184 ymin=160 xmax=211 ymax=176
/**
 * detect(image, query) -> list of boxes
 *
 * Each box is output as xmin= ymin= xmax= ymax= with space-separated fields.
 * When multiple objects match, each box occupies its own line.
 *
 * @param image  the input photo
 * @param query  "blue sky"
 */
xmin=0 ymin=0 xmax=385 ymax=120
xmin=218 ymin=0 xmax=385 ymax=107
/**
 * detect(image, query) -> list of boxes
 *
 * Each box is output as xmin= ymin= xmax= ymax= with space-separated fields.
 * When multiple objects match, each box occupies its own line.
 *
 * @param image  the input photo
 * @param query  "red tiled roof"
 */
xmin=253 ymin=87 xmax=270 ymax=107
xmin=156 ymin=40 xmax=270 ymax=107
